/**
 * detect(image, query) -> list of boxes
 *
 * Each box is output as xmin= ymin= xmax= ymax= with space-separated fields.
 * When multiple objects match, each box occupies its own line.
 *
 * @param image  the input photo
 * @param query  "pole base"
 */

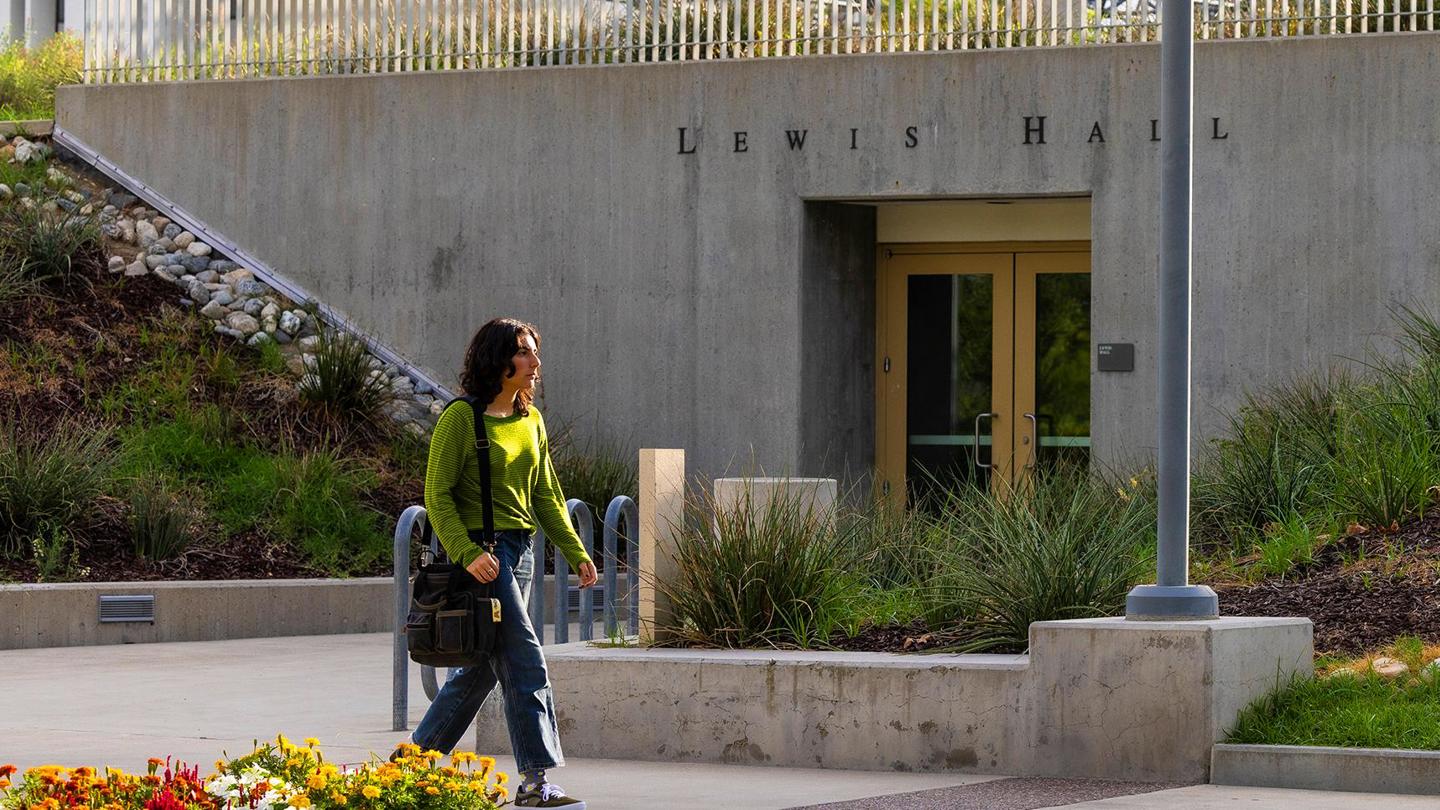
xmin=1125 ymin=584 xmax=1219 ymax=620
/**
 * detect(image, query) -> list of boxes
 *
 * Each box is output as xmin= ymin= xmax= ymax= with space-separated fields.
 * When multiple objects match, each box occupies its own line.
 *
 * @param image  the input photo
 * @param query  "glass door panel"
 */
xmin=1015 ymin=252 xmax=1092 ymax=477
xmin=906 ymin=273 xmax=995 ymax=500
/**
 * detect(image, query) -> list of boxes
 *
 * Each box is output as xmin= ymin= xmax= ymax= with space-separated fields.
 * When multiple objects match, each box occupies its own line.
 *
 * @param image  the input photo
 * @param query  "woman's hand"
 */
xmin=577 ymin=561 xmax=598 ymax=589
xmin=467 ymin=552 xmax=500 ymax=583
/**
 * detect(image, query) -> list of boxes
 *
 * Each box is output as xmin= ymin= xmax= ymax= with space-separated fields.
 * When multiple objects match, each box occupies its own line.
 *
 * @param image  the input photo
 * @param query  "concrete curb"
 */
xmin=1212 ymin=743 xmax=1440 ymax=795
xmin=0 ymin=119 xmax=53 ymax=137
xmin=0 ymin=578 xmax=393 ymax=649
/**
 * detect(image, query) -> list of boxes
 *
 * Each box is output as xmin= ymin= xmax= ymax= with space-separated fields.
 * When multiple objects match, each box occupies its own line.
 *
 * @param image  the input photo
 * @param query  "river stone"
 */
xmin=279 ymin=311 xmax=302 ymax=336
xmin=179 ymin=255 xmax=209 ymax=274
xmin=243 ymin=299 xmax=264 ymax=317
xmin=260 ymin=302 xmax=280 ymax=321
xmin=187 ymin=241 xmax=213 ymax=257
xmin=157 ymin=237 xmax=176 ymax=252
xmin=246 ymin=332 xmax=274 ymax=347
xmin=173 ymin=230 xmax=194 ymax=249
xmin=235 ymin=280 xmax=270 ymax=297
xmin=195 ymin=269 xmax=219 ymax=283
xmin=187 ymin=281 xmax=211 ymax=305
xmin=135 ymin=220 xmax=159 ymax=247
xmin=226 ymin=312 xmax=260 ymax=335
xmin=107 ymin=256 xmax=125 ymax=272
xmin=163 ymin=223 xmax=182 ymax=240
xmin=145 ymin=243 xmax=166 ymax=256
xmin=211 ymin=289 xmax=236 ymax=307
xmin=166 ymin=264 xmax=186 ymax=277
xmin=1370 ymin=657 xmax=1409 ymax=678
xmin=209 ymin=260 xmax=238 ymax=274
xmin=200 ymin=300 xmax=226 ymax=320
xmin=144 ymin=255 xmax=168 ymax=270
xmin=297 ymin=335 xmax=321 ymax=352
xmin=153 ymin=216 xmax=171 ymax=231
xmin=14 ymin=139 xmax=48 ymax=163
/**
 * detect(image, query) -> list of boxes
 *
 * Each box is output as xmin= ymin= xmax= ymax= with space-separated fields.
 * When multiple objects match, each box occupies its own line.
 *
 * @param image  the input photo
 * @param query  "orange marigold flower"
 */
xmin=361 ymin=785 xmax=381 ymax=799
xmin=424 ymin=786 xmax=440 ymax=795
xmin=0 ymin=765 xmax=16 ymax=778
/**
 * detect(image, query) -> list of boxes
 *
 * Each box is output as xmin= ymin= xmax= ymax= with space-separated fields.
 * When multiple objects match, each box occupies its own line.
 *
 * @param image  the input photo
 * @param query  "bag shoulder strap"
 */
xmin=455 ymin=396 xmax=496 ymax=554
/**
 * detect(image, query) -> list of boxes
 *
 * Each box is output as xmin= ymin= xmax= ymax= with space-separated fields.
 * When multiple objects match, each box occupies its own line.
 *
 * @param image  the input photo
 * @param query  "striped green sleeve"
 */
xmin=532 ymin=411 xmax=593 ymax=570
xmin=423 ymin=403 xmax=485 ymax=568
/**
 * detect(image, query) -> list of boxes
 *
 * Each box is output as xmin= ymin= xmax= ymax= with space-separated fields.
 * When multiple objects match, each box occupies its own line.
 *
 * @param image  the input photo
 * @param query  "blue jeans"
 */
xmin=412 ymin=530 xmax=565 ymax=771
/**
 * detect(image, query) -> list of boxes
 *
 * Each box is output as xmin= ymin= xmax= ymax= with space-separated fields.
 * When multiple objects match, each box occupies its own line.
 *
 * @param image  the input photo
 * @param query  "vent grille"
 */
xmin=99 ymin=594 xmax=155 ymax=623
xmin=566 ymin=584 xmax=605 ymax=613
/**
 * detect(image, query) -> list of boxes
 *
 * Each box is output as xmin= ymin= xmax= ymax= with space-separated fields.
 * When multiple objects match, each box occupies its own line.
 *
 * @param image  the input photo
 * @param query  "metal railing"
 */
xmin=391 ymin=495 xmax=640 ymax=731
xmin=82 ymin=0 xmax=1439 ymax=82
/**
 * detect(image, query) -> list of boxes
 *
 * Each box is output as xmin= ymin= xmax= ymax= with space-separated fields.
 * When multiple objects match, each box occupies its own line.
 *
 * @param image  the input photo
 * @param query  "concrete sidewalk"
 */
xmin=0 ymin=633 xmax=1433 ymax=809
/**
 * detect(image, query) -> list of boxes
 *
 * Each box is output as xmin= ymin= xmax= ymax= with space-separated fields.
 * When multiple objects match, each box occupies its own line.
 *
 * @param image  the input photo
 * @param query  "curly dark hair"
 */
xmin=459 ymin=317 xmax=541 ymax=416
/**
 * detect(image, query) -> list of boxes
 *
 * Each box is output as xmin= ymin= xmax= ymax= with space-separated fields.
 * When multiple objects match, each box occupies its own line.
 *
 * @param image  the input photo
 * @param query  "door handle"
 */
xmin=1023 ymin=412 xmax=1039 ymax=469
xmin=974 ymin=412 xmax=998 ymax=469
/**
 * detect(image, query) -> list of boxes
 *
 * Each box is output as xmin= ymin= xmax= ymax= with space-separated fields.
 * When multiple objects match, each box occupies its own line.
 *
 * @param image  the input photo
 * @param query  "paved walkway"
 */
xmin=1 ymin=634 xmax=1434 ymax=809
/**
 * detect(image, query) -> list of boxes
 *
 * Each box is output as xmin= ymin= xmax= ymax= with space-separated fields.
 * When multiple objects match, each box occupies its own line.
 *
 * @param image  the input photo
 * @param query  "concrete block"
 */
xmin=713 ymin=477 xmax=838 ymax=528
xmin=1027 ymin=617 xmax=1313 ymax=782
xmin=1212 ymin=744 xmax=1440 ymax=795
xmin=638 ymin=449 xmax=684 ymax=642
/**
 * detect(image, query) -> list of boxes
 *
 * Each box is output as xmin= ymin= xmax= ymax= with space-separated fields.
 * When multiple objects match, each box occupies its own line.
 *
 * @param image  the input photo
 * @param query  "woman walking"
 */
xmin=403 ymin=317 xmax=595 ymax=809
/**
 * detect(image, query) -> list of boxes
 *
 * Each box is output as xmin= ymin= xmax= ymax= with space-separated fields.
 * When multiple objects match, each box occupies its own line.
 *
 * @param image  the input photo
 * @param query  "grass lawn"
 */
xmin=1227 ymin=640 xmax=1440 ymax=750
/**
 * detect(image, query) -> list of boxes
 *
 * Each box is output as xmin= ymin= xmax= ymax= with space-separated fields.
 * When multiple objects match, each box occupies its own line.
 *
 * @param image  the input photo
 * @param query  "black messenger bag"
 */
xmin=405 ymin=397 xmax=503 ymax=667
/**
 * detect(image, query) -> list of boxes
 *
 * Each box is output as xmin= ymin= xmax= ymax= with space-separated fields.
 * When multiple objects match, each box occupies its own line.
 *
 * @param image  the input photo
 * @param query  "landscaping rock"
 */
xmin=107 ymin=256 xmax=126 ymax=272
xmin=216 ymin=325 xmax=245 ymax=340
xmin=180 ymin=255 xmax=211 ymax=274
xmin=56 ymin=198 xmax=77 ymax=212
xmin=210 ymin=260 xmax=238 ymax=274
xmin=0 ymin=144 xmax=12 ymax=162
xmin=107 ymin=191 xmax=137 ymax=209
xmin=415 ymin=380 xmax=433 ymax=395
xmin=200 ymin=300 xmax=226 ymax=320
xmin=260 ymin=302 xmax=280 ymax=321
xmin=14 ymin=139 xmax=49 ymax=164
xmin=247 ymin=332 xmax=274 ymax=347
xmin=236 ymin=280 xmax=271 ymax=297
xmin=64 ymin=190 xmax=85 ymax=204
xmin=145 ymin=243 xmax=167 ymax=256
xmin=1369 ymin=657 xmax=1409 ymax=677
xmin=153 ymin=216 xmax=171 ymax=231
xmin=174 ymin=231 xmax=194 ymax=249
xmin=144 ymin=255 xmax=169 ymax=270
xmin=124 ymin=260 xmax=148 ymax=277
xmin=187 ymin=281 xmax=211 ymax=305
xmin=166 ymin=264 xmax=186 ymax=277
xmin=0 ymin=184 xmax=13 ymax=200
xmin=187 ymin=241 xmax=213 ymax=257
xmin=162 ymin=223 xmax=181 ymax=240
xmin=196 ymin=269 xmax=220 ymax=284
xmin=279 ymin=311 xmax=302 ymax=336
xmin=226 ymin=312 xmax=260 ymax=336
xmin=13 ymin=182 xmax=29 ymax=196
xmin=157 ymin=237 xmax=176 ymax=252
xmin=243 ymin=299 xmax=264 ymax=317
xmin=135 ymin=220 xmax=160 ymax=247
xmin=297 ymin=335 xmax=321 ymax=352
xmin=211 ymin=289 xmax=236 ymax=307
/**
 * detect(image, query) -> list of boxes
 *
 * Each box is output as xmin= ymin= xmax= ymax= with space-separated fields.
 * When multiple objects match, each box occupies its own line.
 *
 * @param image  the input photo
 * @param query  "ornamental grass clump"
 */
xmin=0 ymin=420 xmax=114 ymax=557
xmin=658 ymin=484 xmax=861 ymax=649
xmin=922 ymin=463 xmax=1156 ymax=652
xmin=298 ymin=328 xmax=394 ymax=426
xmin=128 ymin=479 xmax=193 ymax=560
xmin=0 ymin=198 xmax=105 ymax=287
xmin=0 ymin=735 xmax=510 ymax=810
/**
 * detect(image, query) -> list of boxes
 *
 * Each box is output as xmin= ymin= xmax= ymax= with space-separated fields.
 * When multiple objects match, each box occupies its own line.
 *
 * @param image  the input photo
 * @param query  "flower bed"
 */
xmin=0 ymin=736 xmax=508 ymax=809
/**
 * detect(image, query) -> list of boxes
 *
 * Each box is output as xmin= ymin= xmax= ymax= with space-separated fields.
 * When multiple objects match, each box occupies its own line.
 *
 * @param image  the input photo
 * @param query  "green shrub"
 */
xmin=0 ymin=33 xmax=82 ymax=120
xmin=128 ymin=479 xmax=192 ymax=560
xmin=923 ymin=463 xmax=1156 ymax=652
xmin=658 ymin=485 xmax=860 ymax=649
xmin=0 ymin=199 xmax=104 ymax=286
xmin=117 ymin=409 xmax=388 ymax=573
xmin=298 ymin=329 xmax=393 ymax=425
xmin=0 ymin=421 xmax=114 ymax=556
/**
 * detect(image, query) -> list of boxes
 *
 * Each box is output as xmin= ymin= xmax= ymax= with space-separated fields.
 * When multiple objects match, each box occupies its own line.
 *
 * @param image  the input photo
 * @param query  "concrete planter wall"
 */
xmin=477 ymin=616 xmax=1314 ymax=782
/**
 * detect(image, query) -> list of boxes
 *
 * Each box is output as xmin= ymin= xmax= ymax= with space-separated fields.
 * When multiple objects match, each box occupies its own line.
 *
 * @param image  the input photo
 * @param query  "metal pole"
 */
xmin=1126 ymin=0 xmax=1217 ymax=620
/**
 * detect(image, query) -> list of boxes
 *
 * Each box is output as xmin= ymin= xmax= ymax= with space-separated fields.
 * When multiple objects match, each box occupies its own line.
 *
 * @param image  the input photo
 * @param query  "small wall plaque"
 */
xmin=1097 ymin=343 xmax=1135 ymax=372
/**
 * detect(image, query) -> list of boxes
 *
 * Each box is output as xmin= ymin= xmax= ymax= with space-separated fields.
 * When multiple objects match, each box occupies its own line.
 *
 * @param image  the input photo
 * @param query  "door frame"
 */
xmin=875 ymin=241 xmax=1091 ymax=501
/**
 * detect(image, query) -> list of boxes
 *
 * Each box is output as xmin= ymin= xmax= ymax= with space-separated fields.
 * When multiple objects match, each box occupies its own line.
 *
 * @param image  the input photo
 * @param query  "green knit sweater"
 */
xmin=424 ymin=401 xmax=592 ymax=570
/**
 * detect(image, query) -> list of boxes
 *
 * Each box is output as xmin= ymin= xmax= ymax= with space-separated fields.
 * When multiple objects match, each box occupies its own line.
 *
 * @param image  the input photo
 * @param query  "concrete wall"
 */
xmin=0 ymin=579 xmax=393 ymax=649
xmin=475 ymin=617 xmax=1313 ymax=780
xmin=56 ymin=33 xmax=1440 ymax=479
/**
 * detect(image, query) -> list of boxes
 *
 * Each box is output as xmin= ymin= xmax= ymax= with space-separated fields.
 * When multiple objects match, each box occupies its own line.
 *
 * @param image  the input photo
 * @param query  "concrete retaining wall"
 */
xmin=55 ymin=35 xmax=1440 ymax=481
xmin=475 ymin=616 xmax=1313 ymax=781
xmin=1212 ymin=743 xmax=1440 ymax=795
xmin=0 ymin=578 xmax=393 ymax=649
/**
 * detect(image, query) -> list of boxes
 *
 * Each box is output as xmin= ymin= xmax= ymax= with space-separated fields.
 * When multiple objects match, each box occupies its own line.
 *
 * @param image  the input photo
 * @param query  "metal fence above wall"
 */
xmin=83 ymin=0 xmax=1438 ymax=82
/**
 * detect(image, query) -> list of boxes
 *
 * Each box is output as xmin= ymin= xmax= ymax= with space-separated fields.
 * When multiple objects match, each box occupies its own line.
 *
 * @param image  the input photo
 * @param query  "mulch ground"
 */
xmin=1216 ymin=512 xmax=1440 ymax=656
